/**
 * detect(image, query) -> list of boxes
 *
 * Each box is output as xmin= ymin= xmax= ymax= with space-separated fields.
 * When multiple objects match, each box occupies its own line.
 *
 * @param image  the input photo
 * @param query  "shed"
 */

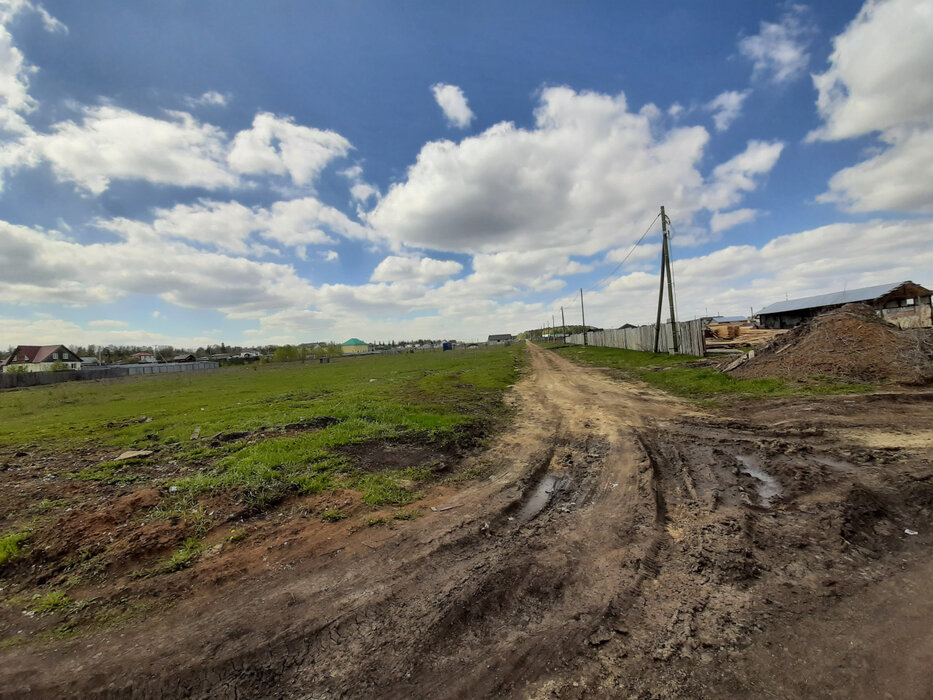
xmin=757 ymin=281 xmax=932 ymax=330
xmin=487 ymin=334 xmax=514 ymax=345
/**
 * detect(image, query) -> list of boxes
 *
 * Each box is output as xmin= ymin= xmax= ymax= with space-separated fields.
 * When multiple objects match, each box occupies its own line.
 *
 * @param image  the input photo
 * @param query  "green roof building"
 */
xmin=341 ymin=338 xmax=369 ymax=354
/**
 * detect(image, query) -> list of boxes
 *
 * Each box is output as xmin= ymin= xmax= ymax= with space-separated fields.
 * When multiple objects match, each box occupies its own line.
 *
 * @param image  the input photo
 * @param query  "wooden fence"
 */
xmin=564 ymin=319 xmax=706 ymax=356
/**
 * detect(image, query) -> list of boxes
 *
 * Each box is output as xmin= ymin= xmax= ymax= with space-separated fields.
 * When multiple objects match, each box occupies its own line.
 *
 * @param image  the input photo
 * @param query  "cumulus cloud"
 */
xmin=24 ymin=106 xmax=236 ymax=194
xmin=227 ymin=112 xmax=351 ymax=185
xmin=705 ymin=90 xmax=750 ymax=132
xmin=88 ymin=319 xmax=129 ymax=328
xmin=96 ymin=195 xmax=370 ymax=256
xmin=368 ymin=87 xmax=782 ymax=257
xmin=184 ymin=90 xmax=228 ymax=108
xmin=320 ymin=250 xmax=339 ymax=262
xmin=0 ymin=0 xmax=65 ymax=138
xmin=431 ymin=83 xmax=475 ymax=129
xmin=582 ymin=219 xmax=933 ymax=325
xmin=710 ymin=208 xmax=759 ymax=233
xmin=810 ymin=0 xmax=933 ymax=213
xmin=739 ymin=5 xmax=816 ymax=84
xmin=370 ymin=255 xmax=463 ymax=285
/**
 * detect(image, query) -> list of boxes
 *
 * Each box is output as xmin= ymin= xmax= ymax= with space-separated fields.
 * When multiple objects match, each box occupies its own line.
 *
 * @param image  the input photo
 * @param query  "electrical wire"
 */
xmin=585 ymin=211 xmax=661 ymax=293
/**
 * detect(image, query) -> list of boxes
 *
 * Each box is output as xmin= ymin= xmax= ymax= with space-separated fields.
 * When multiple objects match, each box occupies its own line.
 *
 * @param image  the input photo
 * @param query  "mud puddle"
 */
xmin=736 ymin=454 xmax=781 ymax=506
xmin=516 ymin=473 xmax=570 ymax=523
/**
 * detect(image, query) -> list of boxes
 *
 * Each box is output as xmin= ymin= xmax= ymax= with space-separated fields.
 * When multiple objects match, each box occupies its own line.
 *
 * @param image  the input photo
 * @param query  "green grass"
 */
xmin=27 ymin=590 xmax=74 ymax=615
xmin=321 ymin=508 xmax=348 ymax=522
xmin=549 ymin=345 xmax=872 ymax=399
xmin=156 ymin=538 xmax=203 ymax=574
xmin=0 ymin=345 xmax=525 ymax=517
xmin=0 ymin=530 xmax=30 ymax=565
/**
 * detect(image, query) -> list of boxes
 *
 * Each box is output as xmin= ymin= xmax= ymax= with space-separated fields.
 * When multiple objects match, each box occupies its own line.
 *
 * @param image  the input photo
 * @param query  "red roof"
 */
xmin=1 ymin=344 xmax=75 ymax=366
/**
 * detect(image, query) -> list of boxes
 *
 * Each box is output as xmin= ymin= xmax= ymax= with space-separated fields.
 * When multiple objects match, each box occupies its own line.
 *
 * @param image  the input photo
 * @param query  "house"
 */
xmin=173 ymin=353 xmax=196 ymax=363
xmin=1 ymin=345 xmax=82 ymax=373
xmin=487 ymin=334 xmax=514 ymax=345
xmin=80 ymin=356 xmax=100 ymax=366
xmin=757 ymin=281 xmax=932 ymax=330
xmin=342 ymin=338 xmax=369 ymax=354
xmin=130 ymin=351 xmax=158 ymax=363
xmin=236 ymin=351 xmax=260 ymax=360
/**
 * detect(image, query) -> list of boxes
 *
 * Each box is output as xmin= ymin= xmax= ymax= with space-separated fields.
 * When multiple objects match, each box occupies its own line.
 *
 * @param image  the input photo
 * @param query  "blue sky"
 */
xmin=1 ymin=0 xmax=930 ymax=348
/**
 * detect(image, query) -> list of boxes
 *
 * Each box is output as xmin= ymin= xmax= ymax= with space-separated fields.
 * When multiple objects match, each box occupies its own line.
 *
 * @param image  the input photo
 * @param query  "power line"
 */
xmin=585 ymin=211 xmax=661 ymax=293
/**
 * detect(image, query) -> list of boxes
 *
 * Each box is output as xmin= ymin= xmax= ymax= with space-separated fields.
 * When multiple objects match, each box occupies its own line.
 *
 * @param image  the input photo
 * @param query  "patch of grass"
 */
xmin=321 ymin=508 xmax=348 ymax=522
xmin=156 ymin=537 xmax=203 ymax=574
xmin=27 ymin=590 xmax=75 ymax=615
xmin=0 ymin=530 xmax=30 ymax=565
xmin=549 ymin=345 xmax=872 ymax=399
xmin=25 ymin=498 xmax=68 ymax=515
xmin=69 ymin=459 xmax=148 ymax=484
xmin=365 ymin=516 xmax=389 ymax=527
xmin=353 ymin=472 xmax=422 ymax=507
xmin=392 ymin=508 xmax=422 ymax=521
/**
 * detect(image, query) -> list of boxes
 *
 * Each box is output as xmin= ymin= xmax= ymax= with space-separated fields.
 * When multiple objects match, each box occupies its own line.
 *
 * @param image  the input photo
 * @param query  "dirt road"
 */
xmin=3 ymin=342 xmax=932 ymax=698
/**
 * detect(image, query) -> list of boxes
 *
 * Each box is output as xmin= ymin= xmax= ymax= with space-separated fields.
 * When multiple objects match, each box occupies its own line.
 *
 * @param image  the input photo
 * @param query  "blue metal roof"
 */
xmin=756 ymin=282 xmax=905 ymax=316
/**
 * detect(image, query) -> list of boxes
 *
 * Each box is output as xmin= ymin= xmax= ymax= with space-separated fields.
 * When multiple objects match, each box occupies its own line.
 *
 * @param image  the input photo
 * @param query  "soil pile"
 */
xmin=733 ymin=303 xmax=933 ymax=384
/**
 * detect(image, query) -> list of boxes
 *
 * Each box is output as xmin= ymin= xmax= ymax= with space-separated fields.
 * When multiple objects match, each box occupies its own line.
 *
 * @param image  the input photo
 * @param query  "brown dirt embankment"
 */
xmin=733 ymin=303 xmax=933 ymax=384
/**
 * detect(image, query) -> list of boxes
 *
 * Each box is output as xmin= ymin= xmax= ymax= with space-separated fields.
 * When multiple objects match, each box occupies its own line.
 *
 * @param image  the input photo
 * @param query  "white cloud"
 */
xmin=0 ymin=218 xmax=316 ymax=317
xmin=370 ymin=255 xmax=463 ymax=285
xmin=739 ymin=5 xmax=815 ymax=84
xmin=88 ymin=319 xmax=129 ymax=328
xmin=583 ymin=219 xmax=933 ymax=324
xmin=320 ymin=250 xmax=339 ymax=262
xmin=810 ymin=0 xmax=933 ymax=214
xmin=705 ymin=90 xmax=750 ymax=132
xmin=431 ymin=83 xmax=475 ymax=129
xmin=227 ymin=112 xmax=351 ymax=185
xmin=25 ymin=106 xmax=236 ymax=194
xmin=151 ymin=310 xmax=161 ymax=319
xmin=700 ymin=140 xmax=784 ymax=211
xmin=710 ymin=208 xmax=759 ymax=232
xmin=0 ymin=316 xmax=218 ymax=349
xmin=0 ymin=1 xmax=63 ymax=138
xmin=368 ymin=87 xmax=781 ymax=257
xmin=98 ymin=196 xmax=370 ymax=256
xmin=184 ymin=90 xmax=228 ymax=108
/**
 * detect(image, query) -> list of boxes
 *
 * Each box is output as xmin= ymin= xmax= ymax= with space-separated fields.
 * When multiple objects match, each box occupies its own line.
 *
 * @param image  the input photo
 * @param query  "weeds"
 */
xmin=156 ymin=538 xmax=203 ymax=575
xmin=0 ymin=530 xmax=30 ymax=565
xmin=321 ymin=508 xmax=347 ymax=522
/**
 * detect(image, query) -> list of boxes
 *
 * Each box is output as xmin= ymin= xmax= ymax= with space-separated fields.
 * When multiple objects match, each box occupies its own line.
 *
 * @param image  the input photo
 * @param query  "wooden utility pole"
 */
xmin=580 ymin=288 xmax=588 ymax=346
xmin=653 ymin=205 xmax=680 ymax=353
xmin=561 ymin=306 xmax=566 ymax=339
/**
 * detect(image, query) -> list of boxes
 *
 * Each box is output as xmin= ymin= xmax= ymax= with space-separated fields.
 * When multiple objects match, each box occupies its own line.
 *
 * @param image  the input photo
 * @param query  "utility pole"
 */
xmin=561 ymin=306 xmax=566 ymax=339
xmin=653 ymin=205 xmax=680 ymax=353
xmin=580 ymin=288 xmax=587 ymax=346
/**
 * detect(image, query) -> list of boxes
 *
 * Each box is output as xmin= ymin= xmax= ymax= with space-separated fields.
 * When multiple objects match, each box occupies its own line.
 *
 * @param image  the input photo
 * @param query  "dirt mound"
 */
xmin=733 ymin=303 xmax=933 ymax=384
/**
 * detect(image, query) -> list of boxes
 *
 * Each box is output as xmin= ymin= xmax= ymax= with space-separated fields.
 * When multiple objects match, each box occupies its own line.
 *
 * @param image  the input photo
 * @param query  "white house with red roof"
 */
xmin=1 ymin=345 xmax=82 ymax=373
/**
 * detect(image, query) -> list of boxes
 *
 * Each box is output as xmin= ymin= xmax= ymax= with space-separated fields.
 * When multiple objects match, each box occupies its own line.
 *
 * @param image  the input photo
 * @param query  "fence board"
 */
xmin=564 ymin=319 xmax=705 ymax=356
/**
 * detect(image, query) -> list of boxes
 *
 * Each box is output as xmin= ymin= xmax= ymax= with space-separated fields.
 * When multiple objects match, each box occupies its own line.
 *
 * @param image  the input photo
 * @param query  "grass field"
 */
xmin=543 ymin=343 xmax=872 ymax=399
xmin=0 ymin=345 xmax=526 ymax=511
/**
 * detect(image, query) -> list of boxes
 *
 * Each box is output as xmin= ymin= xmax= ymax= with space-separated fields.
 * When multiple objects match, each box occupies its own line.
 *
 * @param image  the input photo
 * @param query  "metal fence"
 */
xmin=564 ymin=319 xmax=706 ymax=356
xmin=1 ymin=361 xmax=219 ymax=390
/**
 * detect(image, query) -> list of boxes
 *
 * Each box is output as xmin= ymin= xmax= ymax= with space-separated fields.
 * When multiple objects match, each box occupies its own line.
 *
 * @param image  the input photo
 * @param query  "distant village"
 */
xmin=2 ymin=280 xmax=930 ymax=384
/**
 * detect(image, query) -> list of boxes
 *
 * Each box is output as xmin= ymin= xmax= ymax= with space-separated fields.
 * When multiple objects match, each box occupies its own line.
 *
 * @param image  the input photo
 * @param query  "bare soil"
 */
xmin=734 ymin=303 xmax=933 ymax=384
xmin=2 ymin=342 xmax=932 ymax=698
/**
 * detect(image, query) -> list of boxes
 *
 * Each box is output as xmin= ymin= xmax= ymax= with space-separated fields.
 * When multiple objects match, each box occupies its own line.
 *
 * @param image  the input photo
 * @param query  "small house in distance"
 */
xmin=173 ymin=353 xmax=196 ymax=363
xmin=487 ymin=334 xmax=514 ymax=345
xmin=130 ymin=351 xmax=158 ymax=364
xmin=342 ymin=338 xmax=369 ymax=354
xmin=757 ymin=281 xmax=932 ymax=330
xmin=1 ymin=345 xmax=82 ymax=372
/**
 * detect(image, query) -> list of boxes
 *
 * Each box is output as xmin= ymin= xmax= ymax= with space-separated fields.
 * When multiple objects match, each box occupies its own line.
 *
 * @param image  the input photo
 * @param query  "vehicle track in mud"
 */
xmin=3 ymin=342 xmax=932 ymax=699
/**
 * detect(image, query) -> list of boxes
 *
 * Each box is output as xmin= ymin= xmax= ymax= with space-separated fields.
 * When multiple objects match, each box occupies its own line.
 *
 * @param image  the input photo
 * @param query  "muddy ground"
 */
xmin=1 ymin=342 xmax=932 ymax=698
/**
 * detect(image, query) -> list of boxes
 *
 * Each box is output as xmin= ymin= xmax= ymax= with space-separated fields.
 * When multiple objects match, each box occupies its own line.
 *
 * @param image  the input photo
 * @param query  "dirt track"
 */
xmin=3 ymin=342 xmax=932 ymax=698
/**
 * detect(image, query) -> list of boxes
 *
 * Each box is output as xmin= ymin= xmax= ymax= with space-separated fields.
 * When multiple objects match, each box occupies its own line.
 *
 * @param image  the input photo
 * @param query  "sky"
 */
xmin=0 ymin=0 xmax=931 ymax=349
